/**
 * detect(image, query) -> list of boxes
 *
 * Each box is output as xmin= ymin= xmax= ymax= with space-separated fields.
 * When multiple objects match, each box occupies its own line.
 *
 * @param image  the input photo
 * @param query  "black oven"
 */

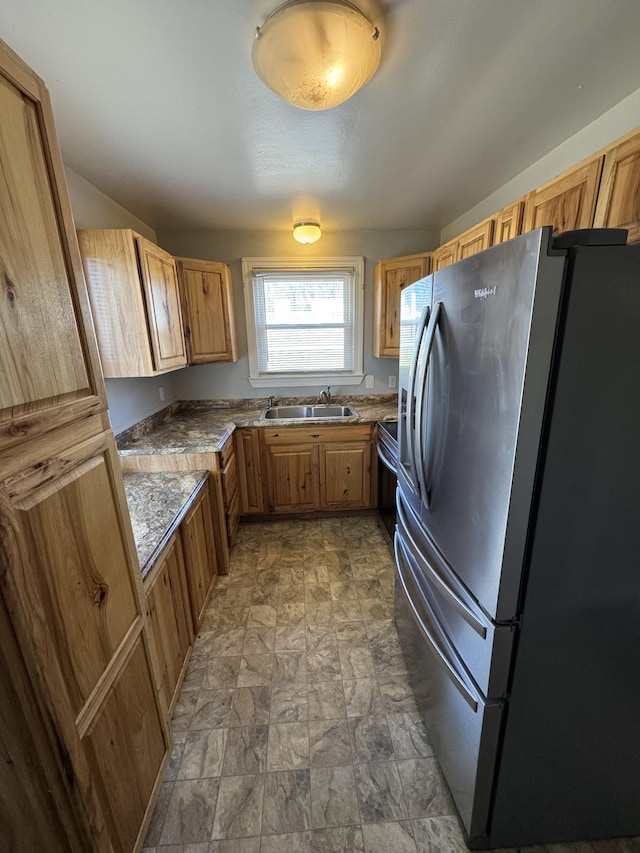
xmin=376 ymin=421 xmax=398 ymax=540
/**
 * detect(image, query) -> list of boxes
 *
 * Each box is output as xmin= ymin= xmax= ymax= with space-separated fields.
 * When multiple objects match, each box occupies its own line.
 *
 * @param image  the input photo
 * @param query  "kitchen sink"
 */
xmin=261 ymin=405 xmax=359 ymax=420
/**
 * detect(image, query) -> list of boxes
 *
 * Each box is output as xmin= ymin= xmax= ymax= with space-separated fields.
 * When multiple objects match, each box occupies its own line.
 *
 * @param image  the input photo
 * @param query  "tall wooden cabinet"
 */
xmin=0 ymin=40 xmax=169 ymax=852
xmin=175 ymin=256 xmax=238 ymax=363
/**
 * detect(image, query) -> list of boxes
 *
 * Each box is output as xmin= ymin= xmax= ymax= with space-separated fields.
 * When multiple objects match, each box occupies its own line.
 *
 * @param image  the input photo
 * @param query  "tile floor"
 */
xmin=143 ymin=516 xmax=639 ymax=853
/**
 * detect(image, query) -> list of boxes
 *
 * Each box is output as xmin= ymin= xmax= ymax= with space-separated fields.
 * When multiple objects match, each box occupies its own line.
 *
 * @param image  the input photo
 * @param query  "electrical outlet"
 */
xmin=159 ymin=386 xmax=165 ymax=401
xmin=388 ymin=375 xmax=397 ymax=389
xmin=365 ymin=375 xmax=375 ymax=389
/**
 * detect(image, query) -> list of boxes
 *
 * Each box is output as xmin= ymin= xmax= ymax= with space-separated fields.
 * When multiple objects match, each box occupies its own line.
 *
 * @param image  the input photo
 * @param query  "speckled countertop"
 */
xmin=122 ymin=471 xmax=208 ymax=579
xmin=117 ymin=395 xmax=398 ymax=457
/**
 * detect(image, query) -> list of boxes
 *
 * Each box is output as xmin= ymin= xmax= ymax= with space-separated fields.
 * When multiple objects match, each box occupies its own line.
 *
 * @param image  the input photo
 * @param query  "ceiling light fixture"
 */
xmin=252 ymin=0 xmax=381 ymax=111
xmin=293 ymin=220 xmax=322 ymax=243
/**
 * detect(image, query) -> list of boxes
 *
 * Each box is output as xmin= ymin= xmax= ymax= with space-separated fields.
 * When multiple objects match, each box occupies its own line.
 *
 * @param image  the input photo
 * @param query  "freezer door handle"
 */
xmin=405 ymin=305 xmax=431 ymax=492
xmin=395 ymin=533 xmax=481 ymax=713
xmin=414 ymin=301 xmax=441 ymax=509
xmin=397 ymin=495 xmax=488 ymax=638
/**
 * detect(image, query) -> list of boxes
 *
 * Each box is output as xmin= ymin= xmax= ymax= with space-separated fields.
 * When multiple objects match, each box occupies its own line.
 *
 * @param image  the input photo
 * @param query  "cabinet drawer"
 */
xmin=221 ymin=452 xmax=237 ymax=505
xmin=263 ymin=425 xmax=372 ymax=445
xmin=219 ymin=435 xmax=234 ymax=468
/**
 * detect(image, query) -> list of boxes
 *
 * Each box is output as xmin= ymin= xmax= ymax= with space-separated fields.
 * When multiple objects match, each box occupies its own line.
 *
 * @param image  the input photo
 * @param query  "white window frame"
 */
xmin=242 ymin=256 xmax=365 ymax=388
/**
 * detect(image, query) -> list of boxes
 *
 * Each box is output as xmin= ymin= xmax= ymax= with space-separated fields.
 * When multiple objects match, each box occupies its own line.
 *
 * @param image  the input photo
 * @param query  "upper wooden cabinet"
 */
xmin=433 ymin=240 xmax=459 ymax=271
xmin=78 ymin=229 xmax=187 ymax=378
xmin=493 ymin=200 xmax=524 ymax=245
xmin=594 ymin=128 xmax=640 ymax=243
xmin=457 ymin=217 xmax=494 ymax=260
xmin=0 ymin=43 xmax=105 ymax=451
xmin=373 ymin=252 xmax=431 ymax=358
xmin=176 ymin=257 xmax=238 ymax=364
xmin=522 ymin=156 xmax=603 ymax=235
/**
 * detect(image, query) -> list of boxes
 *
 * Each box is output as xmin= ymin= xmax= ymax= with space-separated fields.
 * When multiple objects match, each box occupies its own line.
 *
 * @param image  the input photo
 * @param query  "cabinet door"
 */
xmin=181 ymin=486 xmax=217 ymax=627
xmin=522 ymin=156 xmax=603 ymax=235
xmin=265 ymin=444 xmax=320 ymax=513
xmin=145 ymin=535 xmax=193 ymax=712
xmin=320 ymin=442 xmax=372 ymax=509
xmin=593 ymin=129 xmax=640 ymax=243
xmin=457 ymin=218 xmax=494 ymax=259
xmin=373 ymin=253 xmax=431 ymax=357
xmin=0 ymin=427 xmax=168 ymax=851
xmin=0 ymin=43 xmax=105 ymax=452
xmin=433 ymin=241 xmax=459 ymax=270
xmin=493 ymin=200 xmax=524 ymax=245
xmin=137 ymin=237 xmax=187 ymax=372
xmin=236 ymin=428 xmax=265 ymax=514
xmin=176 ymin=257 xmax=238 ymax=363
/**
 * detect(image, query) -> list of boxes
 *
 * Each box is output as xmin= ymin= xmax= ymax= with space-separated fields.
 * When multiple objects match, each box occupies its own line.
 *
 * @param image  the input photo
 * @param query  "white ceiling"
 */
xmin=2 ymin=0 xmax=640 ymax=233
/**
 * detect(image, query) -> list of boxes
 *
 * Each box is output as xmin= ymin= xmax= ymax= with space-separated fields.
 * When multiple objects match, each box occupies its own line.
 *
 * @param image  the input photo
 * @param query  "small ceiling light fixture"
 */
xmin=293 ymin=220 xmax=322 ymax=244
xmin=252 ymin=0 xmax=381 ymax=111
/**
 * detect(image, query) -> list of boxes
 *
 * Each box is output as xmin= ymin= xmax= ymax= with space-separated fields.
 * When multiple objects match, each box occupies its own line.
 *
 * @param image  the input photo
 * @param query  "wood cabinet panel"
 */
xmin=263 ymin=425 xmax=372 ymax=445
xmin=522 ymin=156 xmax=603 ymax=235
xmin=0 ymin=46 xmax=104 ymax=449
xmin=458 ymin=218 xmax=494 ymax=259
xmin=320 ymin=442 xmax=371 ymax=509
xmin=176 ymin=257 xmax=238 ymax=363
xmin=594 ymin=129 xmax=640 ymax=243
xmin=265 ymin=444 xmax=320 ymax=513
xmin=236 ymin=428 xmax=265 ymax=515
xmin=138 ymin=238 xmax=187 ymax=371
xmin=373 ymin=253 xmax=431 ymax=358
xmin=78 ymin=229 xmax=187 ymax=377
xmin=82 ymin=636 xmax=166 ymax=853
xmin=1 ymin=426 xmax=169 ymax=851
xmin=433 ymin=241 xmax=459 ymax=270
xmin=493 ymin=201 xmax=524 ymax=245
xmin=145 ymin=534 xmax=193 ymax=712
xmin=181 ymin=487 xmax=217 ymax=626
xmin=6 ymin=434 xmax=140 ymax=712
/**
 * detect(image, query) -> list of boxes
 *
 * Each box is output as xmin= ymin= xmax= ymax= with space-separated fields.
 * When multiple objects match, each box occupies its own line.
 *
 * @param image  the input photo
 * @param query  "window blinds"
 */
xmin=251 ymin=269 xmax=356 ymax=374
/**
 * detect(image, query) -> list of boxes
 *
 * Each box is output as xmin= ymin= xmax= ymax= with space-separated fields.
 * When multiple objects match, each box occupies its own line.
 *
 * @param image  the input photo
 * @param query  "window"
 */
xmin=242 ymin=256 xmax=364 ymax=387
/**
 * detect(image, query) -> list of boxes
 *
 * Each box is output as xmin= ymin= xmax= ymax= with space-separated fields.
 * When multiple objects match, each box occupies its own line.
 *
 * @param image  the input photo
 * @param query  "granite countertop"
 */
xmin=117 ymin=395 xmax=398 ymax=457
xmin=122 ymin=470 xmax=208 ymax=579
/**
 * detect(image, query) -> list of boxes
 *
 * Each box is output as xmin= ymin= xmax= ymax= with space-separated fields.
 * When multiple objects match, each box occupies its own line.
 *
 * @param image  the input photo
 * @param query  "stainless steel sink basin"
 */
xmin=261 ymin=405 xmax=359 ymax=420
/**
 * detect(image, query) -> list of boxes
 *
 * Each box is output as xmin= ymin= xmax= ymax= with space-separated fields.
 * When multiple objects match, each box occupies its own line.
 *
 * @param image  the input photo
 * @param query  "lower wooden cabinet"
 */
xmin=258 ymin=425 xmax=374 ymax=514
xmin=236 ymin=428 xmax=266 ymax=514
xmin=145 ymin=534 xmax=193 ymax=713
xmin=266 ymin=443 xmax=321 ymax=513
xmin=181 ymin=485 xmax=218 ymax=626
xmin=320 ymin=441 xmax=372 ymax=510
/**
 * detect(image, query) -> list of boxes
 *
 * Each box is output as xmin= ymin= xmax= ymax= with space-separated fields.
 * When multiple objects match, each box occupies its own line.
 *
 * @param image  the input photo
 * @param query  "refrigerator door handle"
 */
xmin=406 ymin=305 xmax=431 ymax=492
xmin=395 ymin=533 xmax=480 ymax=713
xmin=414 ymin=301 xmax=441 ymax=509
xmin=396 ymin=495 xmax=488 ymax=639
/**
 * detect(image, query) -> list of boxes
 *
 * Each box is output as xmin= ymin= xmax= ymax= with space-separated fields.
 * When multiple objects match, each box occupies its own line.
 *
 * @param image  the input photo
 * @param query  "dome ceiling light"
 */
xmin=293 ymin=220 xmax=322 ymax=243
xmin=252 ymin=0 xmax=382 ymax=111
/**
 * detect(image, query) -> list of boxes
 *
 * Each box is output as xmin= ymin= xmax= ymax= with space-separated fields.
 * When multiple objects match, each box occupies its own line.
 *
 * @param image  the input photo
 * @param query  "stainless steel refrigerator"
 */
xmin=395 ymin=226 xmax=640 ymax=848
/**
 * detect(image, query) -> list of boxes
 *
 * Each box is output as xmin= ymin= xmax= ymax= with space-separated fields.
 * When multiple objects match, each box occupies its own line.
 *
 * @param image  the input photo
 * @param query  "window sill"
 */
xmin=248 ymin=374 xmax=365 ymax=389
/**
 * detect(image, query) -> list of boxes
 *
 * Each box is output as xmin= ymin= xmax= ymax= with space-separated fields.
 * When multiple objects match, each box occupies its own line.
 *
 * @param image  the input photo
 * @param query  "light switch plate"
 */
xmin=389 ymin=375 xmax=397 ymax=389
xmin=365 ymin=375 xmax=375 ymax=388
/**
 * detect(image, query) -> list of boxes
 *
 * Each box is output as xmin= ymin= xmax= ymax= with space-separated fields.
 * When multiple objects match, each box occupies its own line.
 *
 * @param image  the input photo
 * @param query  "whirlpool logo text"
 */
xmin=474 ymin=286 xmax=497 ymax=299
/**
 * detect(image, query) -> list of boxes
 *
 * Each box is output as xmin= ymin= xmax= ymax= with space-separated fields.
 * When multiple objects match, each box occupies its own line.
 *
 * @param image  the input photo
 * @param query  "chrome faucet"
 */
xmin=267 ymin=395 xmax=277 ymax=409
xmin=319 ymin=386 xmax=332 ymax=405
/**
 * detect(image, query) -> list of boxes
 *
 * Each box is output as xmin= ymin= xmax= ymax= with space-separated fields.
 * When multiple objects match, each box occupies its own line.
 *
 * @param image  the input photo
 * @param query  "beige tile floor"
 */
xmin=143 ymin=516 xmax=640 ymax=853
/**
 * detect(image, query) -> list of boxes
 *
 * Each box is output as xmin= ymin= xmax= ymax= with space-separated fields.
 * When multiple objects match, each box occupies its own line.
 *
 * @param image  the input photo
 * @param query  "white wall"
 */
xmin=440 ymin=87 xmax=640 ymax=243
xmin=65 ymin=166 xmax=179 ymax=433
xmin=157 ymin=229 xmax=439 ymax=400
